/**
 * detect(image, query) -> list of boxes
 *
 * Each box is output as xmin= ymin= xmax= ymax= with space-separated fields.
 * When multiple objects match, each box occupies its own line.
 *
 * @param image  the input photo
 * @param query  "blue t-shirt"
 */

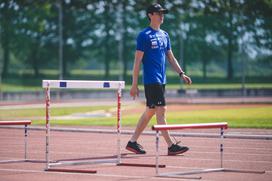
xmin=136 ymin=27 xmax=171 ymax=85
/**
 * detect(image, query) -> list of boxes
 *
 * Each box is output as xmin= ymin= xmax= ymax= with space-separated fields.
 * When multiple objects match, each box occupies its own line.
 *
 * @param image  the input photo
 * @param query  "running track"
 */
xmin=0 ymin=127 xmax=272 ymax=181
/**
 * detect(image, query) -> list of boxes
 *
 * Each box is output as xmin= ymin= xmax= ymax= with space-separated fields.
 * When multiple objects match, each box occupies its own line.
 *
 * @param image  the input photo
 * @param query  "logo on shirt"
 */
xmin=151 ymin=41 xmax=158 ymax=49
xmin=146 ymin=30 xmax=152 ymax=35
xmin=149 ymin=33 xmax=168 ymax=49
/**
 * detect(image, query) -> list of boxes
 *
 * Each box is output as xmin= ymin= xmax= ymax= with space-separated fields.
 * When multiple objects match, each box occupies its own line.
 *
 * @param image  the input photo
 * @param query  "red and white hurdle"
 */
xmin=0 ymin=120 xmax=31 ymax=163
xmin=152 ymin=122 xmax=265 ymax=178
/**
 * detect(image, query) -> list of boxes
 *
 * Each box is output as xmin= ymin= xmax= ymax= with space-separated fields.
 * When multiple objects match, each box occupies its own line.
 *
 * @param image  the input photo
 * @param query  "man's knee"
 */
xmin=156 ymin=106 xmax=166 ymax=121
xmin=156 ymin=106 xmax=166 ymax=114
xmin=145 ymin=107 xmax=156 ymax=117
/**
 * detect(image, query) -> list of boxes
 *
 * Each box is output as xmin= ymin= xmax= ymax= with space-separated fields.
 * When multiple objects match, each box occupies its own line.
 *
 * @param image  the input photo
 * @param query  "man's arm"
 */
xmin=167 ymin=50 xmax=192 ymax=84
xmin=130 ymin=50 xmax=144 ymax=99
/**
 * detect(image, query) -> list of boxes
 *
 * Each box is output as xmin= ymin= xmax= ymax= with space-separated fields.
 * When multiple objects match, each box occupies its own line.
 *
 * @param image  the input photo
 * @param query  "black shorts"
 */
xmin=144 ymin=84 xmax=166 ymax=109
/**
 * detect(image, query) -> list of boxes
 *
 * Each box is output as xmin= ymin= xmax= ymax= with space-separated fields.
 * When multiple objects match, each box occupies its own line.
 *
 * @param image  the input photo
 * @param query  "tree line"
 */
xmin=0 ymin=0 xmax=271 ymax=82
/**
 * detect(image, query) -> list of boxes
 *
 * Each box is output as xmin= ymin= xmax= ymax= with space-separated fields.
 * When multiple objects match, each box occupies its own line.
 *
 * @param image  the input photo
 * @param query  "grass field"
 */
xmin=1 ymin=68 xmax=272 ymax=92
xmin=2 ymin=83 xmax=272 ymax=92
xmin=1 ymin=103 xmax=271 ymax=129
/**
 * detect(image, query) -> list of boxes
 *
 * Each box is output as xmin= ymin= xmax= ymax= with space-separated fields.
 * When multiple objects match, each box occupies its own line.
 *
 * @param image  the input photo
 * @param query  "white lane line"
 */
xmin=164 ymin=158 xmax=272 ymax=164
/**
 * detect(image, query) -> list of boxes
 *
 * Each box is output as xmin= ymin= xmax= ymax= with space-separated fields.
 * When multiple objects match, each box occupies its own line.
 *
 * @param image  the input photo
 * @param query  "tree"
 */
xmin=243 ymin=0 xmax=272 ymax=50
xmin=0 ymin=0 xmax=16 ymax=78
xmin=1 ymin=0 xmax=270 ymax=83
xmin=13 ymin=2 xmax=57 ymax=77
xmin=201 ymin=0 xmax=242 ymax=80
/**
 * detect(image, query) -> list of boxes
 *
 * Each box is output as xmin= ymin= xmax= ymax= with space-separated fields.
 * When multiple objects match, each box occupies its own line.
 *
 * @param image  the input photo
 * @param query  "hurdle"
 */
xmin=0 ymin=120 xmax=31 ymax=163
xmin=42 ymin=80 xmax=125 ymax=173
xmin=152 ymin=122 xmax=265 ymax=178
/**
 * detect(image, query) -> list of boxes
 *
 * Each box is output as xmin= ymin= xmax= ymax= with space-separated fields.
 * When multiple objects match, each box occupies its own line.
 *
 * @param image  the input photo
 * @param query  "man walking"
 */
xmin=126 ymin=3 xmax=192 ymax=155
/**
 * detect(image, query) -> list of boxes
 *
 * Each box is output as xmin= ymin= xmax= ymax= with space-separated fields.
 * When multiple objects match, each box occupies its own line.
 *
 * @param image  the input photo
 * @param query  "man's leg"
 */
xmin=126 ymin=107 xmax=155 ymax=154
xmin=155 ymin=106 xmax=173 ymax=147
xmin=156 ymin=106 xmax=189 ymax=155
xmin=130 ymin=107 xmax=155 ymax=142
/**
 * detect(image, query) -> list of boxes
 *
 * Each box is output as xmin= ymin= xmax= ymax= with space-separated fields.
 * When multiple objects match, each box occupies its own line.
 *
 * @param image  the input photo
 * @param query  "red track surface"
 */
xmin=0 ymin=127 xmax=272 ymax=181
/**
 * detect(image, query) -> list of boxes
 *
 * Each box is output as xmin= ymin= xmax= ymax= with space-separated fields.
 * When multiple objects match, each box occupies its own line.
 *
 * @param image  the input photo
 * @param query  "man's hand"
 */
xmin=181 ymin=74 xmax=192 ymax=85
xmin=130 ymin=85 xmax=139 ymax=100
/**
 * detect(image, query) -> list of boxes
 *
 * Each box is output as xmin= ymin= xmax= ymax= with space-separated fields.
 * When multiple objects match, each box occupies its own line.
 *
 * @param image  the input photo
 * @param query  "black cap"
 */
xmin=146 ymin=3 xmax=168 ymax=15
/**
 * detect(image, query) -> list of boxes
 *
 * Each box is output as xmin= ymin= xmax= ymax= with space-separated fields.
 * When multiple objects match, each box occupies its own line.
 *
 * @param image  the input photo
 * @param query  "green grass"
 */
xmin=0 ymin=106 xmax=113 ymax=117
xmin=1 ymin=68 xmax=272 ymax=92
xmin=2 ymin=82 xmax=272 ymax=92
xmin=167 ymin=83 xmax=272 ymax=90
xmin=165 ymin=107 xmax=272 ymax=128
xmin=1 ymin=105 xmax=272 ymax=129
xmin=1 ymin=83 xmax=42 ymax=92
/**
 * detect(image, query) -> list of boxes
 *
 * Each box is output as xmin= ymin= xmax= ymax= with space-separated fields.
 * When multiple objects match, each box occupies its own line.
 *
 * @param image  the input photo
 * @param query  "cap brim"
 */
xmin=159 ymin=9 xmax=168 ymax=14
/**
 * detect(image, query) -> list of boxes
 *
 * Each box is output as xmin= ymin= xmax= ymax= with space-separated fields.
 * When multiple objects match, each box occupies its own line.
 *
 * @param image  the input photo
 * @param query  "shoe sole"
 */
xmin=168 ymin=148 xmax=189 ymax=156
xmin=126 ymin=146 xmax=146 ymax=154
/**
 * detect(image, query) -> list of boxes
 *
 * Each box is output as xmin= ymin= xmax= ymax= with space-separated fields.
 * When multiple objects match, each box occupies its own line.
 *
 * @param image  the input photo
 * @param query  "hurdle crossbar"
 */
xmin=0 ymin=120 xmax=31 ymax=163
xmin=152 ymin=122 xmax=228 ymax=131
xmin=42 ymin=80 xmax=125 ymax=89
xmin=43 ymin=80 xmax=125 ymax=174
xmin=152 ymin=122 xmax=265 ymax=178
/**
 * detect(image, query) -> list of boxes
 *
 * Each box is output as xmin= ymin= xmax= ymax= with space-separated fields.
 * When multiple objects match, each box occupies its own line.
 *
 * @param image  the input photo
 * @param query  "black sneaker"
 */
xmin=126 ymin=141 xmax=146 ymax=154
xmin=168 ymin=143 xmax=189 ymax=156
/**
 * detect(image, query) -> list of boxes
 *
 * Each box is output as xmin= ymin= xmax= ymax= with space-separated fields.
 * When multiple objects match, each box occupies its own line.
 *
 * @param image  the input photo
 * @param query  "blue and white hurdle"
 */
xmin=42 ymin=80 xmax=125 ymax=174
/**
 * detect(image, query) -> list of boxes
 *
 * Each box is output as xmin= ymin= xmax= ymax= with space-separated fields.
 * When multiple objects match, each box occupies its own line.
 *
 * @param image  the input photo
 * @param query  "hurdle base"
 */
xmin=45 ymin=168 xmax=97 ymax=174
xmin=158 ymin=167 xmax=265 ymax=177
xmin=48 ymin=158 xmax=118 ymax=167
xmin=0 ymin=159 xmax=27 ymax=164
xmin=158 ymin=174 xmax=202 ymax=180
xmin=117 ymin=162 xmax=166 ymax=168
xmin=0 ymin=159 xmax=46 ymax=164
xmin=222 ymin=168 xmax=265 ymax=174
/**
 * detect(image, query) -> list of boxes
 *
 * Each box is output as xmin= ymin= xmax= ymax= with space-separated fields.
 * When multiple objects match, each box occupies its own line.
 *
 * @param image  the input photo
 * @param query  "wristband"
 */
xmin=179 ymin=72 xmax=185 ymax=77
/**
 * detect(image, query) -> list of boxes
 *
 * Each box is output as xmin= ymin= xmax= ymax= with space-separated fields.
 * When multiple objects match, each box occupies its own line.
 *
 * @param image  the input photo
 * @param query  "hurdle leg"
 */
xmin=155 ymin=130 xmax=201 ymax=179
xmin=0 ymin=120 xmax=32 ymax=164
xmin=220 ymin=127 xmax=224 ymax=168
xmin=117 ymin=85 xmax=122 ymax=164
xmin=24 ymin=124 xmax=28 ymax=161
xmin=220 ymin=127 xmax=265 ymax=174
xmin=45 ymin=84 xmax=51 ymax=169
xmin=155 ymin=130 xmax=160 ymax=175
